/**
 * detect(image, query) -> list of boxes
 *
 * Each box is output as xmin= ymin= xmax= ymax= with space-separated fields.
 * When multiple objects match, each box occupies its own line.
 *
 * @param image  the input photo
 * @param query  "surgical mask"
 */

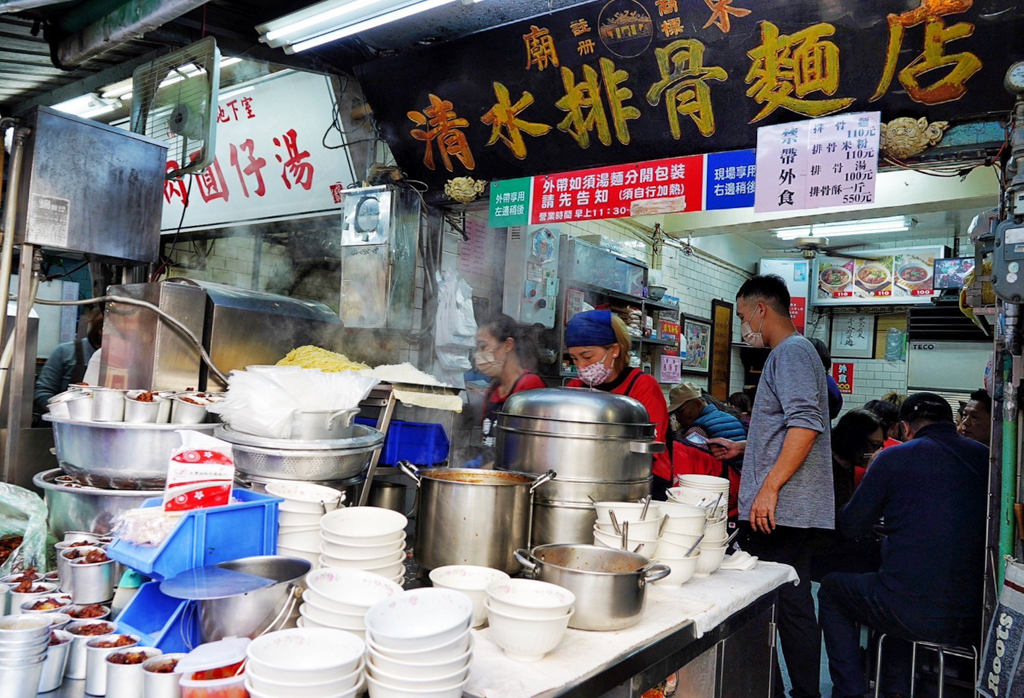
xmin=474 ymin=349 xmax=504 ymax=376
xmin=578 ymin=350 xmax=614 ymax=387
xmin=741 ymin=308 xmax=766 ymax=349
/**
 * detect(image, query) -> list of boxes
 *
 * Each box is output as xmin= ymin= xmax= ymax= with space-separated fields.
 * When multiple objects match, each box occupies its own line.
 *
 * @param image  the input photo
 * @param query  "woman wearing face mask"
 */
xmin=476 ymin=314 xmax=546 ymax=450
xmin=565 ymin=309 xmax=672 ymax=499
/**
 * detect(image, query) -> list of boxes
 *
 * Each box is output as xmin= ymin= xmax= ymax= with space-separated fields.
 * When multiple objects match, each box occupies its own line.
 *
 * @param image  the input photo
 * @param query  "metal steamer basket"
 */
xmin=45 ymin=416 xmax=218 ymax=489
xmin=495 ymin=388 xmax=661 ymax=546
xmin=215 ymin=424 xmax=384 ymax=481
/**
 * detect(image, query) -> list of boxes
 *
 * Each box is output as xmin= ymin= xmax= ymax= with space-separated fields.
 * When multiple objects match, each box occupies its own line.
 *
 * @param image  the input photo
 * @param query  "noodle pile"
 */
xmin=276 ymin=346 xmax=369 ymax=372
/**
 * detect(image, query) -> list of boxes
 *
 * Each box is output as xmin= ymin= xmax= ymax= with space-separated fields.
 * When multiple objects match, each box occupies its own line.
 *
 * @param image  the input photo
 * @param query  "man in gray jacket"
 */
xmin=710 ymin=274 xmax=833 ymax=698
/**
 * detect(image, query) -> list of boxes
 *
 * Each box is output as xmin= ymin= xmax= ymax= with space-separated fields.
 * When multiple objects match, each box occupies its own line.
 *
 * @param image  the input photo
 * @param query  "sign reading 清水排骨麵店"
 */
xmin=355 ymin=0 xmax=1024 ymax=192
xmin=754 ymin=112 xmax=880 ymax=213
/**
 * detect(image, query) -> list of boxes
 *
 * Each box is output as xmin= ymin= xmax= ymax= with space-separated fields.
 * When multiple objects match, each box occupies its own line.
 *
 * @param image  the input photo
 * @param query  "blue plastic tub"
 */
xmin=114 ymin=581 xmax=197 ymax=653
xmin=355 ymin=419 xmax=449 ymax=466
xmin=107 ymin=489 xmax=281 ymax=581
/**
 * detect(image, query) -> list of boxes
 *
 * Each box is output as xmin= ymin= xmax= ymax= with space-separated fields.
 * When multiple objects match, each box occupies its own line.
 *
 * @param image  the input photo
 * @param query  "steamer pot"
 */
xmin=33 ymin=470 xmax=160 ymax=539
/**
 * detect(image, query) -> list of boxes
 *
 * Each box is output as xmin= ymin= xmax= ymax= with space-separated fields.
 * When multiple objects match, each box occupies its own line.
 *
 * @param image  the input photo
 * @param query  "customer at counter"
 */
xmin=565 ymin=309 xmax=671 ymax=498
xmin=958 ymin=388 xmax=992 ymax=448
xmin=707 ymin=274 xmax=833 ymax=698
xmin=668 ymin=382 xmax=747 ymax=443
xmin=475 ymin=313 xmax=546 ymax=449
xmin=819 ymin=392 xmax=986 ymax=698
xmin=33 ymin=307 xmax=103 ymax=418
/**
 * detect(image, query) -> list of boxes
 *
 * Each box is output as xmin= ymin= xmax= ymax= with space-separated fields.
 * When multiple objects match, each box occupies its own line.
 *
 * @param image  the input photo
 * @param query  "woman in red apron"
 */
xmin=565 ymin=310 xmax=672 ymax=499
xmin=476 ymin=314 xmax=546 ymax=450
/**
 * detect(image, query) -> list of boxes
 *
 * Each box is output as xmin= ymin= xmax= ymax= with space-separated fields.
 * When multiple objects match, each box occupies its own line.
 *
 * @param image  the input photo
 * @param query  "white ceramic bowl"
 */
xmin=485 ymin=579 xmax=575 ymax=620
xmin=246 ymin=674 xmax=365 ymax=698
xmin=365 ymin=673 xmax=467 ymax=698
xmin=320 ymin=527 xmax=405 ymax=548
xmin=279 ymin=510 xmax=325 ymax=528
xmin=297 ymin=615 xmax=365 ymax=640
xmin=305 ymin=569 xmax=403 ymax=613
xmin=300 ymin=600 xmax=366 ymax=631
xmin=265 ymin=482 xmax=343 ymax=514
xmin=705 ymin=518 xmax=728 ymax=539
xmin=660 ymin=530 xmax=703 ymax=547
xmin=320 ymin=508 xmax=407 ymax=545
xmin=302 ymin=590 xmax=365 ymax=622
xmin=366 ymin=636 xmax=473 ymax=675
xmin=694 ymin=545 xmax=728 ymax=577
xmin=700 ymin=535 xmax=728 ymax=549
xmin=662 ymin=515 xmax=707 ymax=536
xmin=659 ymin=501 xmax=708 ymax=519
xmin=247 ymin=627 xmax=365 ymax=683
xmin=319 ymin=556 xmax=404 ymax=580
xmin=677 ymin=474 xmax=730 ymax=491
xmin=655 ymin=537 xmax=698 ymax=559
xmin=247 ymin=657 xmax=364 ymax=695
xmin=278 ymin=527 xmax=322 ymax=552
xmin=594 ymin=515 xmax=664 ymax=539
xmin=277 ymin=545 xmax=320 ymax=568
xmin=319 ymin=537 xmax=406 ymax=561
xmin=365 ymin=626 xmax=470 ymax=663
xmin=484 ymin=598 xmax=573 ymax=662
xmin=364 ymin=588 xmax=472 ymax=652
xmin=667 ymin=488 xmax=726 ymax=517
xmin=592 ymin=528 xmax=657 ymax=556
xmin=428 ymin=565 xmax=510 ymax=628
xmin=652 ymin=553 xmax=701 ymax=586
xmin=592 ymin=501 xmax=661 ymax=523
xmin=366 ymin=659 xmax=469 ymax=691
xmin=319 ymin=545 xmax=405 ymax=570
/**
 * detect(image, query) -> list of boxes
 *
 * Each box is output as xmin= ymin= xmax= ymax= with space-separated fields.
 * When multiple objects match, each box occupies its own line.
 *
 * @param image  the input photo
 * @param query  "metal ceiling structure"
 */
xmin=0 ymin=0 xmax=587 ymax=116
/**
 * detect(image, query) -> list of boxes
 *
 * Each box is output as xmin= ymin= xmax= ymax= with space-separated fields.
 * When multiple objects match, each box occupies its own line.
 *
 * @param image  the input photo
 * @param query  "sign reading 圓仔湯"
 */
xmin=355 ymin=0 xmax=1024 ymax=192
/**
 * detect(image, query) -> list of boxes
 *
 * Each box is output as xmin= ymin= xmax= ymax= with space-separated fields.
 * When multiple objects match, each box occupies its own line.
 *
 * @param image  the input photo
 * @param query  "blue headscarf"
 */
xmin=565 ymin=310 xmax=617 ymax=348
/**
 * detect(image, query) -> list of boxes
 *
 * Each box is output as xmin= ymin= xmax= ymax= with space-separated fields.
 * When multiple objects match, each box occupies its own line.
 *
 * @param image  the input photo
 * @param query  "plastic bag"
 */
xmin=434 ymin=270 xmax=477 ymax=374
xmin=0 ymin=483 xmax=49 ymax=575
xmin=885 ymin=328 xmax=905 ymax=362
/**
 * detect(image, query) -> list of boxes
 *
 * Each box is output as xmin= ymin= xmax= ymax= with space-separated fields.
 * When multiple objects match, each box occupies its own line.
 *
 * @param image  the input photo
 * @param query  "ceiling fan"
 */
xmin=791 ymin=237 xmax=883 ymax=261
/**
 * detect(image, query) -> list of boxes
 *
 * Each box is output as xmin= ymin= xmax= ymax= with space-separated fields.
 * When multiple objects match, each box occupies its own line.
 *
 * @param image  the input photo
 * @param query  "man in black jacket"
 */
xmin=818 ymin=392 xmax=987 ymax=698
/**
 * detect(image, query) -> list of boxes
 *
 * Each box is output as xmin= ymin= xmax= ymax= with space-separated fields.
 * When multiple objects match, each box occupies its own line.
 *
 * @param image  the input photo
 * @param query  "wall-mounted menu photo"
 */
xmin=812 ymin=246 xmax=947 ymax=306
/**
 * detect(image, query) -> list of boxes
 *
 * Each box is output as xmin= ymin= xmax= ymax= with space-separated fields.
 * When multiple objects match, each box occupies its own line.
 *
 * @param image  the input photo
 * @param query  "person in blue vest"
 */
xmin=668 ymin=382 xmax=747 ymax=443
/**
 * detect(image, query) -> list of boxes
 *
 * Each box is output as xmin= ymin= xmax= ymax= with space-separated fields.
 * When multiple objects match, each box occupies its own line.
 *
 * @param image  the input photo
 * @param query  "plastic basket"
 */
xmin=107 ymin=489 xmax=281 ymax=581
xmin=114 ymin=581 xmax=197 ymax=653
xmin=355 ymin=419 xmax=449 ymax=466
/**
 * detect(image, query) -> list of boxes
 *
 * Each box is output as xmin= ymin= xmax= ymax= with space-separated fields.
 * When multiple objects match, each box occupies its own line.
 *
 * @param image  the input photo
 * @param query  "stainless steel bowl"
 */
xmin=34 ymin=470 xmax=161 ymax=540
xmin=216 ymin=424 xmax=383 ymax=481
xmin=44 ymin=416 xmax=217 ymax=489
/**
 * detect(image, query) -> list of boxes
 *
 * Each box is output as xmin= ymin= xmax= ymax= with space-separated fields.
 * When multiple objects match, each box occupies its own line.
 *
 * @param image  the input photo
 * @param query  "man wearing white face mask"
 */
xmin=708 ymin=274 xmax=833 ymax=698
xmin=565 ymin=309 xmax=673 ymax=499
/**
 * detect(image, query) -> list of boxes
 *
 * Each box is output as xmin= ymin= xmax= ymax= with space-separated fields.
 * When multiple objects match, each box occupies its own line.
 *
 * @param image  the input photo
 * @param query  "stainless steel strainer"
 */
xmin=216 ymin=425 xmax=383 ymax=481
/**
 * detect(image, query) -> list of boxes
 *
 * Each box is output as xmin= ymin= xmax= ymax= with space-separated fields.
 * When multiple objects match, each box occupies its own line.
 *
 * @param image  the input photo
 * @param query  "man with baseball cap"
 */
xmin=667 ymin=382 xmax=747 ymax=443
xmin=818 ymin=392 xmax=987 ymax=698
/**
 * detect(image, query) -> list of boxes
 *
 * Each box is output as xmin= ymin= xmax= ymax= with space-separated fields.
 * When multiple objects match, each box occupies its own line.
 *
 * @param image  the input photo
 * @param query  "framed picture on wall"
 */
xmin=830 ymin=314 xmax=877 ymax=359
xmin=681 ymin=315 xmax=712 ymax=375
xmin=709 ymin=300 xmax=734 ymax=401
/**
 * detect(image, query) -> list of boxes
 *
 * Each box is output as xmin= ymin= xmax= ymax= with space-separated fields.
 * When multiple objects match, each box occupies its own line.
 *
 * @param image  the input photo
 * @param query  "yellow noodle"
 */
xmin=275 ymin=345 xmax=369 ymax=372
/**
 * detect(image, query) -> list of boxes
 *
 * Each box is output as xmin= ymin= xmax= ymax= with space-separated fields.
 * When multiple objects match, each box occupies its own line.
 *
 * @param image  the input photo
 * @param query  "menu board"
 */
xmin=812 ymin=246 xmax=946 ymax=306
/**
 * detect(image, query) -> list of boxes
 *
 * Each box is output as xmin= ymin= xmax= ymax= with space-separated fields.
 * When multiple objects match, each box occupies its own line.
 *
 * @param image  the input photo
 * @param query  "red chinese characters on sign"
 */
xmin=790 ymin=297 xmax=806 ymax=333
xmin=273 ymin=129 xmax=315 ymax=191
xmin=832 ymin=362 xmax=854 ymax=394
xmin=530 ymin=154 xmax=704 ymax=224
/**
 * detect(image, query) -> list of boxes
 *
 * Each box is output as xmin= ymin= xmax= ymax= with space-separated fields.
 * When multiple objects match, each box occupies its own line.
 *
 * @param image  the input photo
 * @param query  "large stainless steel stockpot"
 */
xmin=515 ymin=544 xmax=669 ymax=631
xmin=495 ymin=388 xmax=663 ymax=482
xmin=34 ymin=470 xmax=160 ymax=539
xmin=400 ymin=463 xmax=555 ymax=575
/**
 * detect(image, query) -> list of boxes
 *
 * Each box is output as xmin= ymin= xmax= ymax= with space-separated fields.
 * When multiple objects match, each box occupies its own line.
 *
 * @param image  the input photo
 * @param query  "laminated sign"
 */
xmin=979 ymin=559 xmax=1024 ymax=698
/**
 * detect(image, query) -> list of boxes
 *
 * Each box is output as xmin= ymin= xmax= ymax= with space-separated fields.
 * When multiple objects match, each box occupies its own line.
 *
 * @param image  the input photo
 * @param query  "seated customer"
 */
xmin=818 ymin=393 xmax=987 ymax=698
xmin=668 ymin=382 xmax=747 ymax=443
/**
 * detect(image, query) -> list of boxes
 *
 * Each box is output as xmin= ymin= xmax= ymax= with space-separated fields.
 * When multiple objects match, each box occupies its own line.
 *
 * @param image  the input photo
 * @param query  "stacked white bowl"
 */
xmin=364 ymin=588 xmax=473 ymax=698
xmin=592 ymin=500 xmax=663 ymax=557
xmin=266 ymin=482 xmax=344 ymax=568
xmin=318 ymin=507 xmax=408 ymax=584
xmin=428 ymin=565 xmax=510 ymax=628
xmin=245 ymin=627 xmax=365 ymax=698
xmin=653 ymin=501 xmax=708 ymax=586
xmin=484 ymin=579 xmax=575 ymax=662
xmin=668 ymin=475 xmax=732 ymax=577
xmin=300 ymin=569 xmax=404 ymax=639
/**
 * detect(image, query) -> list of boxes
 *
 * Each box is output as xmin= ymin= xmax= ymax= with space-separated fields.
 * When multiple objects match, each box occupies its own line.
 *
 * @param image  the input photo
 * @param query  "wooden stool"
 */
xmin=873 ymin=634 xmax=978 ymax=698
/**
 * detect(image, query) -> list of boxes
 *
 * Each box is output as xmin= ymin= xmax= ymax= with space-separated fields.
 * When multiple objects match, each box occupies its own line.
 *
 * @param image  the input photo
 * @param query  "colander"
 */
xmin=215 ymin=425 xmax=383 ymax=481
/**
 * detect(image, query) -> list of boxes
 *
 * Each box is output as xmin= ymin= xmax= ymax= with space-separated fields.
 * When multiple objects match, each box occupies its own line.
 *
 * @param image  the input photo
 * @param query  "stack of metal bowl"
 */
xmin=0 ymin=614 xmax=52 ymax=697
xmin=495 ymin=388 xmax=660 ymax=546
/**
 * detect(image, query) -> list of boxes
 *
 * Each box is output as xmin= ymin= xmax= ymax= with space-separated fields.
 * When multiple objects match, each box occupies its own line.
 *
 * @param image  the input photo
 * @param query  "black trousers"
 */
xmin=740 ymin=523 xmax=823 ymax=698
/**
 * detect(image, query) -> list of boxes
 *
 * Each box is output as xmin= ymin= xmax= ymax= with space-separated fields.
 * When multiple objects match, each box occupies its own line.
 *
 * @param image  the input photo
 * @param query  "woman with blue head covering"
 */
xmin=565 ymin=309 xmax=672 ymax=499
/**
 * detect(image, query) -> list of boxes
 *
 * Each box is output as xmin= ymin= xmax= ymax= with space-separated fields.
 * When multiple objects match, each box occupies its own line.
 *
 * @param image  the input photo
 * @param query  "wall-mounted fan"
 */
xmin=791 ymin=237 xmax=882 ymax=261
xmin=130 ymin=37 xmax=220 ymax=179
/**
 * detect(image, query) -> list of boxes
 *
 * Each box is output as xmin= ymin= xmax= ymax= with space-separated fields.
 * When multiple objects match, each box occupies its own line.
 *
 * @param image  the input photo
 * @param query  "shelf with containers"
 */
xmin=554 ymin=236 xmax=681 ymax=383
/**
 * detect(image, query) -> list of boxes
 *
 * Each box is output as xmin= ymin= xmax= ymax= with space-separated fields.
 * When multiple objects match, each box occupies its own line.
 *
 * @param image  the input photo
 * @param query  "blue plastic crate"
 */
xmin=114 ymin=581 xmax=197 ymax=653
xmin=355 ymin=419 xmax=449 ymax=466
xmin=107 ymin=489 xmax=281 ymax=581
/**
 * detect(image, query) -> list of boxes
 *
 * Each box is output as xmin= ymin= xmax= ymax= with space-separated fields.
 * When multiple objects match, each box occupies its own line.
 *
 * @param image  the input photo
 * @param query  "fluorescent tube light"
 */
xmin=773 ymin=216 xmax=910 ymax=241
xmin=263 ymin=0 xmax=384 ymax=43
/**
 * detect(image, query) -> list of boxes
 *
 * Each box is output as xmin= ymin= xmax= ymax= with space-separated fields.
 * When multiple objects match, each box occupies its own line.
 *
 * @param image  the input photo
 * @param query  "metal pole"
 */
xmin=0 ymin=125 xmax=29 ymax=390
xmin=3 ymin=245 xmax=37 ymax=482
xmin=1000 ymin=349 xmax=1019 ymax=586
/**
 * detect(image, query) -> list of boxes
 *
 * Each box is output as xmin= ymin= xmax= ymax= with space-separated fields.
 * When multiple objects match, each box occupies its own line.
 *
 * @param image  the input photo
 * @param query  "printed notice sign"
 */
xmin=27 ymin=195 xmax=71 ymax=248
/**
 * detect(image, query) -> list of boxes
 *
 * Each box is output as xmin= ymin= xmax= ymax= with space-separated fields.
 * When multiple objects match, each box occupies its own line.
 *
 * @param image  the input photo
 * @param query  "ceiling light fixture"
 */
xmin=257 ymin=0 xmax=468 ymax=54
xmin=773 ymin=216 xmax=911 ymax=241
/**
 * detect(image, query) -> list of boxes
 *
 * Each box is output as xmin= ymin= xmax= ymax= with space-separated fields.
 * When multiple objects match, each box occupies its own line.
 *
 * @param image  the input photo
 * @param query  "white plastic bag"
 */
xmin=434 ymin=270 xmax=477 ymax=373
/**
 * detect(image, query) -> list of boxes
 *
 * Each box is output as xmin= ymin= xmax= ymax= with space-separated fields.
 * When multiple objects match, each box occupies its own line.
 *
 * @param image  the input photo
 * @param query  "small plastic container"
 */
xmin=177 ymin=637 xmax=250 ymax=698
xmin=107 ymin=490 xmax=281 ymax=581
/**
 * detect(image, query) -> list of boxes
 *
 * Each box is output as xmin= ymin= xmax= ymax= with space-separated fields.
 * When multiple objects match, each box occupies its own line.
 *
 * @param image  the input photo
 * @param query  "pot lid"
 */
xmin=160 ymin=565 xmax=276 ymax=601
xmin=499 ymin=388 xmax=652 ymax=425
xmin=176 ymin=637 xmax=251 ymax=674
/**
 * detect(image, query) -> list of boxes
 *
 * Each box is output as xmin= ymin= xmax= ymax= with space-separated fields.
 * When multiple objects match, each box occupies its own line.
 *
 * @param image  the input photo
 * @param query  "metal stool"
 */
xmin=873 ymin=634 xmax=979 ymax=698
